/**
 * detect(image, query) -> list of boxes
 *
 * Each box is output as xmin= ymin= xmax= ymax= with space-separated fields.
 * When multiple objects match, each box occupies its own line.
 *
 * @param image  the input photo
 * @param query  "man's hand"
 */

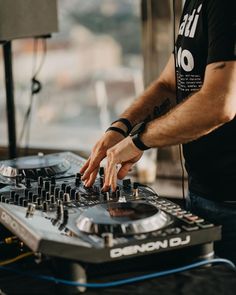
xmin=80 ymin=131 xmax=125 ymax=187
xmin=80 ymin=55 xmax=176 ymax=188
xmin=103 ymin=136 xmax=143 ymax=192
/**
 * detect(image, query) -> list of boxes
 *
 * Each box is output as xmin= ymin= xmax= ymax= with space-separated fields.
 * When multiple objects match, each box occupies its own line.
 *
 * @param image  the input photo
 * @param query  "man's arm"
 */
xmin=117 ymin=55 xmax=177 ymax=128
xmin=103 ymin=60 xmax=236 ymax=191
xmin=141 ymin=61 xmax=236 ymax=148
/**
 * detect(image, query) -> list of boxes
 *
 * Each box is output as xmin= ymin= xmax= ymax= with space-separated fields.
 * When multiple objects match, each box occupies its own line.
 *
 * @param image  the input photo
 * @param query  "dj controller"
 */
xmin=0 ymin=152 xmax=221 ymax=291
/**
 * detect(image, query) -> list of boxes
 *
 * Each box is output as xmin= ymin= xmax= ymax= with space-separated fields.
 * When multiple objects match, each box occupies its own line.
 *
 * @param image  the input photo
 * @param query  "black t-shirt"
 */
xmin=175 ymin=0 xmax=236 ymax=200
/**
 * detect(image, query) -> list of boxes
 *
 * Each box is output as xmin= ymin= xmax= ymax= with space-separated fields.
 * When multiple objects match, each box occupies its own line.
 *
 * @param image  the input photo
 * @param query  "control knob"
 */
xmin=15 ymin=174 xmax=22 ymax=187
xmin=51 ymin=177 xmax=56 ymax=185
xmin=133 ymin=182 xmax=139 ymax=198
xmin=75 ymin=173 xmax=81 ymax=186
xmin=43 ymin=181 xmax=50 ymax=192
xmin=63 ymin=193 xmax=70 ymax=203
xmin=42 ymin=201 xmax=49 ymax=212
xmin=65 ymin=185 xmax=71 ymax=194
xmin=104 ymin=191 xmax=110 ymax=201
xmin=70 ymin=188 xmax=76 ymax=199
xmin=75 ymin=192 xmax=81 ymax=202
xmin=26 ymin=203 xmax=36 ymax=218
xmin=38 ymin=176 xmax=43 ymax=187
xmin=102 ymin=232 xmax=114 ymax=247
xmin=25 ymin=178 xmax=31 ymax=188
xmin=54 ymin=187 xmax=60 ymax=198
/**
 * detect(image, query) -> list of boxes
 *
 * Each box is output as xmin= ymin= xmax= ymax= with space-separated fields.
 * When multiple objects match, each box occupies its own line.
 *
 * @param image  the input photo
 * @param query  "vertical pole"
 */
xmin=3 ymin=41 xmax=17 ymax=158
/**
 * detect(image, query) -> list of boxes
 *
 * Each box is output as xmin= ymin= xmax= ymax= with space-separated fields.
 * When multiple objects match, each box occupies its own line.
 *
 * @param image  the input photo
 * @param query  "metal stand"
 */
xmin=2 ymin=41 xmax=17 ymax=158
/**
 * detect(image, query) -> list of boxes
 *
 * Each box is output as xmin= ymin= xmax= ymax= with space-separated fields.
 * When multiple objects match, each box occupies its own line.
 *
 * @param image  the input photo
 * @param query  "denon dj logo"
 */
xmin=110 ymin=236 xmax=191 ymax=258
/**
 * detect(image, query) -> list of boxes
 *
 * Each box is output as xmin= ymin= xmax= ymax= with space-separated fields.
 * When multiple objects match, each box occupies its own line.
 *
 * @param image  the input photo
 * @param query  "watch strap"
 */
xmin=132 ymin=133 xmax=150 ymax=151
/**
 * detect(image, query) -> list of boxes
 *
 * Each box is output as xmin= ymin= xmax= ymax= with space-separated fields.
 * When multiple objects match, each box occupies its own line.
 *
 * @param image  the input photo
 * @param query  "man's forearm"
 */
xmin=141 ymin=89 xmax=234 ymax=148
xmin=119 ymin=80 xmax=176 ymax=127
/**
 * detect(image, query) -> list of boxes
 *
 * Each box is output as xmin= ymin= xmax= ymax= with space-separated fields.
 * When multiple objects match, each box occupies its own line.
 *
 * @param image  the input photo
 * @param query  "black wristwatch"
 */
xmin=130 ymin=122 xmax=150 ymax=151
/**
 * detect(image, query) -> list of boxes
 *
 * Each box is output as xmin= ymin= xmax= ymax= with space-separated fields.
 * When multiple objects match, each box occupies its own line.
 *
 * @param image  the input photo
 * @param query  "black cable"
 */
xmin=178 ymin=144 xmax=186 ymax=200
xmin=32 ymin=39 xmax=47 ymax=79
xmin=172 ymin=0 xmax=186 ymax=201
xmin=18 ymin=38 xmax=47 ymax=154
xmin=19 ymin=39 xmax=39 ymax=145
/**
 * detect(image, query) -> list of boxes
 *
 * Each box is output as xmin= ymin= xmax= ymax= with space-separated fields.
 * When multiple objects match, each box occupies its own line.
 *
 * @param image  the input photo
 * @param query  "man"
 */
xmin=80 ymin=0 xmax=236 ymax=262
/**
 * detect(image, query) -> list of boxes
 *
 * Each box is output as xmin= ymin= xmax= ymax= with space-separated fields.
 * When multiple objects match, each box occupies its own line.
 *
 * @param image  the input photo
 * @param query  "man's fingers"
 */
xmin=111 ymin=170 xmax=117 ymax=192
xmin=102 ymin=166 xmax=117 ymax=191
xmin=80 ymin=157 xmax=90 ymax=174
xmin=84 ymin=167 xmax=99 ymax=187
xmin=106 ymin=164 xmax=117 ymax=192
xmin=102 ymin=165 xmax=110 ymax=191
xmin=82 ymin=157 xmax=102 ymax=181
xmin=102 ymin=152 xmax=117 ymax=191
xmin=117 ymin=162 xmax=134 ymax=179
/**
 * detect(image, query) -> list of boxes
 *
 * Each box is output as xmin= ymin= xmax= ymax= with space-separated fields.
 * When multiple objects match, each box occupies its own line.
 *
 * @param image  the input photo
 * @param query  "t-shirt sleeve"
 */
xmin=206 ymin=0 xmax=236 ymax=64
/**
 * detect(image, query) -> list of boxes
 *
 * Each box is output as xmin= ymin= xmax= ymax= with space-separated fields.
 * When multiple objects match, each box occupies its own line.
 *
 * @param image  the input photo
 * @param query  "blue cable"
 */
xmin=0 ymin=258 xmax=235 ymax=288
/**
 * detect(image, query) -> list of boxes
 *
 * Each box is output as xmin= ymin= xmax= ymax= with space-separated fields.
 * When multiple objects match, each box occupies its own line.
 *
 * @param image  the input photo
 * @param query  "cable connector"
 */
xmin=4 ymin=236 xmax=19 ymax=245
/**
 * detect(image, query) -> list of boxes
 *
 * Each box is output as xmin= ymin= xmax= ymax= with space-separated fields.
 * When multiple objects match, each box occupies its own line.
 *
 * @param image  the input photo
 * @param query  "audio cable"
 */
xmin=0 ymin=236 xmax=33 ymax=267
xmin=0 ymin=252 xmax=33 ymax=267
xmin=0 ymin=258 xmax=235 ymax=288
